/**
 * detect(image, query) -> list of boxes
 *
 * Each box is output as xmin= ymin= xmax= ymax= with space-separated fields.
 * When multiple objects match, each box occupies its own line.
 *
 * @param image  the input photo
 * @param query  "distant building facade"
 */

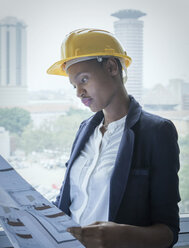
xmin=0 ymin=16 xmax=28 ymax=107
xmin=169 ymin=79 xmax=189 ymax=110
xmin=143 ymin=84 xmax=177 ymax=111
xmin=142 ymin=78 xmax=189 ymax=136
xmin=143 ymin=79 xmax=189 ymax=111
xmin=112 ymin=9 xmax=146 ymax=103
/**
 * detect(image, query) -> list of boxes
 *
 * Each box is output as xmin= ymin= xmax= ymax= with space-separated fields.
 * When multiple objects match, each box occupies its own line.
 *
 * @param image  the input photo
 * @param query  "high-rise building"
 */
xmin=111 ymin=10 xmax=146 ymax=103
xmin=0 ymin=16 xmax=28 ymax=106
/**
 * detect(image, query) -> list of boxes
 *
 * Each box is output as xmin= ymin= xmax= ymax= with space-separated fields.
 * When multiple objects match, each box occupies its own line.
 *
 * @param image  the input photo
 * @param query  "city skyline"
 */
xmin=0 ymin=0 xmax=188 ymax=93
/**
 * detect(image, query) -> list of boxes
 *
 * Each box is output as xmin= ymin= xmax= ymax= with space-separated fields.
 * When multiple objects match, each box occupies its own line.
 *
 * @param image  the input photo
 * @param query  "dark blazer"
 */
xmin=54 ymin=96 xmax=180 ymax=247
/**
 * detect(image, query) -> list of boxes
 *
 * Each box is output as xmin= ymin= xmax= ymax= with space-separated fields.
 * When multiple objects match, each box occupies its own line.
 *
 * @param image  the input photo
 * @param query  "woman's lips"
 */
xmin=81 ymin=97 xmax=92 ymax=107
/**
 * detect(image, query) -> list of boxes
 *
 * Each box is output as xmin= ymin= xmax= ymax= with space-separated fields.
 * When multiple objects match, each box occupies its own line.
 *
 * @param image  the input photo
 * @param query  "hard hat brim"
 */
xmin=47 ymin=59 xmax=67 ymax=76
xmin=47 ymin=54 xmax=132 ymax=77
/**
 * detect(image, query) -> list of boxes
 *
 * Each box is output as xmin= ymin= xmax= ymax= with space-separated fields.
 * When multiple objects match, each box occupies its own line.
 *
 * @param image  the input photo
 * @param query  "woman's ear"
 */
xmin=105 ymin=58 xmax=119 ymax=77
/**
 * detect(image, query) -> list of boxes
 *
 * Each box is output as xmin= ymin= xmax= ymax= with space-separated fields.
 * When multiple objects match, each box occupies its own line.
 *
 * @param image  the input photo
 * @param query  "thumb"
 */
xmin=67 ymin=226 xmax=82 ymax=236
xmin=67 ymin=227 xmax=84 ymax=244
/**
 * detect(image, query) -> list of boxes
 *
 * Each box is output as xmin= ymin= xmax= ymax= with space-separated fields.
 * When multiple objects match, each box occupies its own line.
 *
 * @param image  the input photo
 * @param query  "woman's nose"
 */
xmin=76 ymin=86 xmax=86 ymax=98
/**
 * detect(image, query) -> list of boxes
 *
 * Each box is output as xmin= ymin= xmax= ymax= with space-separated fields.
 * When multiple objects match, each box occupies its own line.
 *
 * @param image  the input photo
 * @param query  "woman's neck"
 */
xmin=103 ymin=93 xmax=130 ymax=126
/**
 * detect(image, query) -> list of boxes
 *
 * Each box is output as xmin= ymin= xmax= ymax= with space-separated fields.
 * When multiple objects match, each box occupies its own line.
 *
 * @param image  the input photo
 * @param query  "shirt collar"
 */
xmin=99 ymin=115 xmax=127 ymax=132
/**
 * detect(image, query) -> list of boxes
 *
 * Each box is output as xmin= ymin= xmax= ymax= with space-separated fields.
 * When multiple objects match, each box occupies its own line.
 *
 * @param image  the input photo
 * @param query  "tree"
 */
xmin=20 ymin=122 xmax=56 ymax=154
xmin=0 ymin=107 xmax=31 ymax=135
xmin=19 ymin=108 xmax=91 ymax=154
xmin=53 ymin=108 xmax=91 ymax=152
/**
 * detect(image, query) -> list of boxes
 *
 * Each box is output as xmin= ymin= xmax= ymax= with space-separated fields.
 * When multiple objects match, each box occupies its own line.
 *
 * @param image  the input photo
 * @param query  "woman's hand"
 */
xmin=67 ymin=221 xmax=173 ymax=248
xmin=67 ymin=221 xmax=123 ymax=248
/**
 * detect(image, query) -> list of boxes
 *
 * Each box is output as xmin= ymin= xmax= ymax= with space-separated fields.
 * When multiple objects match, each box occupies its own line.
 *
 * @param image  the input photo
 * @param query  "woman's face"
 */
xmin=67 ymin=59 xmax=119 ymax=112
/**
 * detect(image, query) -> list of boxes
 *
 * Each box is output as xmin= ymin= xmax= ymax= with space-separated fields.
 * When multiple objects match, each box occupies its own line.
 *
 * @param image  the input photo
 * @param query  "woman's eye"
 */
xmin=81 ymin=77 xmax=87 ymax=83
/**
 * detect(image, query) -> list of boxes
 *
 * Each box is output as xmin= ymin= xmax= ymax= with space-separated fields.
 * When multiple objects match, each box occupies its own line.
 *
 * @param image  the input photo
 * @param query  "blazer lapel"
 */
xmin=109 ymin=127 xmax=135 ymax=221
xmin=108 ymin=95 xmax=142 ymax=221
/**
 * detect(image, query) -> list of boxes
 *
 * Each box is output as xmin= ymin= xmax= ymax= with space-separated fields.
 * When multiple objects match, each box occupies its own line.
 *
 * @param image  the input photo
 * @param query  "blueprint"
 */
xmin=0 ymin=155 xmax=84 ymax=248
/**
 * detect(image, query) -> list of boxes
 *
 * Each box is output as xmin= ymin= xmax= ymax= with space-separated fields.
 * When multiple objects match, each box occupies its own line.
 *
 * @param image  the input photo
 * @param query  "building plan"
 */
xmin=0 ymin=155 xmax=84 ymax=248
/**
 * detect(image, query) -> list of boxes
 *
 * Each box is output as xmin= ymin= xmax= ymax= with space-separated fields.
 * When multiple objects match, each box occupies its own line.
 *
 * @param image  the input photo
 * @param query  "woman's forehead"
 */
xmin=68 ymin=59 xmax=102 ymax=75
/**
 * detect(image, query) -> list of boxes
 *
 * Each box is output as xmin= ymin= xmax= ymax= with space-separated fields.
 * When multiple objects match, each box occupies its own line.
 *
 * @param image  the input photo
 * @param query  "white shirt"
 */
xmin=69 ymin=115 xmax=126 ymax=226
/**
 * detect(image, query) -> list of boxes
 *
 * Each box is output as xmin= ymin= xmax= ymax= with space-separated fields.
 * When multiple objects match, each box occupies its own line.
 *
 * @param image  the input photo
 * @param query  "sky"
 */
xmin=0 ymin=0 xmax=189 ymax=92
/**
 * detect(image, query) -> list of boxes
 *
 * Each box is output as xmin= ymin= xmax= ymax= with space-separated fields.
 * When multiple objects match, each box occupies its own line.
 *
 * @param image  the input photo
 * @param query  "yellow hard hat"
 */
xmin=47 ymin=28 xmax=132 ymax=76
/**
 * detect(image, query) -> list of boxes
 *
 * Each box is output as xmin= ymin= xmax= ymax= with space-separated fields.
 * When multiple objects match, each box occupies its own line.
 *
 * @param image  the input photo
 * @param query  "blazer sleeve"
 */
xmin=150 ymin=119 xmax=181 ymax=246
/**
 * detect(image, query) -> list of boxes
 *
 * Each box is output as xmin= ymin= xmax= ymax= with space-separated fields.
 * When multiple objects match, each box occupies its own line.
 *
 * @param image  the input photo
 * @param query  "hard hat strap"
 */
xmin=119 ymin=58 xmax=128 ymax=83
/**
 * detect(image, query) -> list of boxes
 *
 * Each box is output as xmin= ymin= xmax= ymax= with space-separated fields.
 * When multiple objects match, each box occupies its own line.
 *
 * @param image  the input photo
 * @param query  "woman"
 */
xmin=47 ymin=28 xmax=180 ymax=248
